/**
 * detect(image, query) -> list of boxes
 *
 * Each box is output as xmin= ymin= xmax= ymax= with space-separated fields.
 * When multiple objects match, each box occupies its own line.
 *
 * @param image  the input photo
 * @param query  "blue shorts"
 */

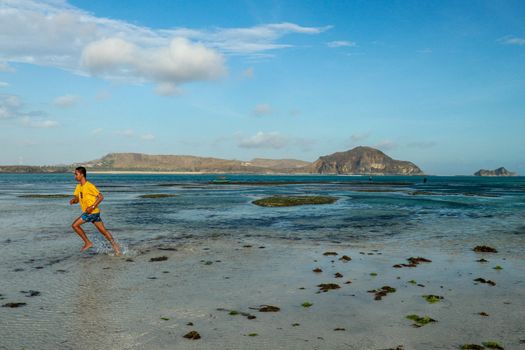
xmin=81 ymin=212 xmax=102 ymax=223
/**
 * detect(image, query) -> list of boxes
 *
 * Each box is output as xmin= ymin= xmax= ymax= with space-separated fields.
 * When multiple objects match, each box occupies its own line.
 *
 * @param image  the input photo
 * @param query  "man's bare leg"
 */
xmin=93 ymin=221 xmax=121 ymax=256
xmin=71 ymin=217 xmax=93 ymax=252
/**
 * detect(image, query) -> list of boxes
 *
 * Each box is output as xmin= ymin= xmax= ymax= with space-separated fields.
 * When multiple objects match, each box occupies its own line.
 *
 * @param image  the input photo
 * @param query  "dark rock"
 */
xmin=474 ymin=167 xmax=516 ymax=176
xmin=313 ymin=268 xmax=323 ymax=273
xmin=473 ymin=246 xmax=498 ymax=253
xmin=407 ymin=257 xmax=432 ymax=264
xmin=339 ymin=255 xmax=351 ymax=262
xmin=393 ymin=257 xmax=431 ymax=269
xmin=2 ymin=302 xmax=27 ymax=308
xmin=256 ymin=305 xmax=280 ymax=312
xmin=183 ymin=331 xmax=201 ymax=340
xmin=368 ymin=286 xmax=396 ymax=300
xmin=150 ymin=256 xmax=168 ymax=262
xmin=323 ymin=252 xmax=338 ymax=256
xmin=334 ymin=272 xmax=343 ymax=278
xmin=317 ymin=283 xmax=341 ymax=292
xmin=21 ymin=290 xmax=40 ymax=297
xmin=474 ymin=278 xmax=496 ymax=286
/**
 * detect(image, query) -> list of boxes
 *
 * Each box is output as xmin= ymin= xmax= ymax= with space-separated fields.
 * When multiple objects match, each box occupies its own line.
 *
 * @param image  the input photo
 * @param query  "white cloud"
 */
xmin=20 ymin=117 xmax=59 ymax=128
xmin=154 ymin=82 xmax=182 ymax=96
xmin=349 ymin=132 xmax=370 ymax=143
xmin=374 ymin=140 xmax=397 ymax=151
xmin=140 ymin=133 xmax=155 ymax=141
xmin=239 ymin=131 xmax=288 ymax=149
xmin=91 ymin=128 xmax=103 ymax=134
xmin=0 ymin=82 xmax=9 ymax=88
xmin=95 ymin=90 xmax=111 ymax=100
xmin=0 ymin=1 xmax=330 ymax=91
xmin=116 ymin=129 xmax=134 ymax=137
xmin=295 ymin=138 xmax=317 ymax=151
xmin=53 ymin=94 xmax=80 ymax=107
xmin=175 ymin=23 xmax=331 ymax=54
xmin=498 ymin=35 xmax=525 ymax=46
xmin=0 ymin=61 xmax=15 ymax=72
xmin=327 ymin=40 xmax=356 ymax=48
xmin=81 ymin=37 xmax=226 ymax=90
xmin=252 ymin=104 xmax=272 ymax=117
xmin=0 ymin=94 xmax=59 ymax=127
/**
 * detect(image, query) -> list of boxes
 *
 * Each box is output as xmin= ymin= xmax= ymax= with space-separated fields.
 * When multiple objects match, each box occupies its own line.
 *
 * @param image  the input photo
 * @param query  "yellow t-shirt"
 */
xmin=74 ymin=181 xmax=101 ymax=214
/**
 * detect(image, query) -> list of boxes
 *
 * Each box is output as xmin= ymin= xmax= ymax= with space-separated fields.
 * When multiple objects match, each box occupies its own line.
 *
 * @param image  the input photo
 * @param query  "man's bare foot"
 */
xmin=80 ymin=242 xmax=93 ymax=252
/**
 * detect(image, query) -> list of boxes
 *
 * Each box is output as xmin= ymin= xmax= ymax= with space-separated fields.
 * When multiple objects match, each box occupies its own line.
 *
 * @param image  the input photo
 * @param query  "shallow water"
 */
xmin=1 ymin=174 xmax=525 ymax=349
xmin=1 ymin=174 xmax=524 ymax=249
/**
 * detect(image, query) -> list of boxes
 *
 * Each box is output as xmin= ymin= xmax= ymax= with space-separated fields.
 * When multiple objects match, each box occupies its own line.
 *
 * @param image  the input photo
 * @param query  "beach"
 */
xmin=2 ymin=236 xmax=524 ymax=349
xmin=1 ymin=174 xmax=524 ymax=349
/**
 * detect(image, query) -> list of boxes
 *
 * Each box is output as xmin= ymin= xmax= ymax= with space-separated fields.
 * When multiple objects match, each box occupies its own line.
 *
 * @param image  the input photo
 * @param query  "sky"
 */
xmin=0 ymin=0 xmax=524 ymax=175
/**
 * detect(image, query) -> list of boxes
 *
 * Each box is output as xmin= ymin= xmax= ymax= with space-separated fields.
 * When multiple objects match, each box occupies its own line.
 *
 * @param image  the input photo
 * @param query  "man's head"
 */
xmin=74 ymin=166 xmax=87 ymax=182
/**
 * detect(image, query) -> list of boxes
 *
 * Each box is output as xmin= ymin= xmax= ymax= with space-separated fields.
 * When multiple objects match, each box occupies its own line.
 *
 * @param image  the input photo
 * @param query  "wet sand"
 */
xmin=1 ymin=236 xmax=524 ymax=350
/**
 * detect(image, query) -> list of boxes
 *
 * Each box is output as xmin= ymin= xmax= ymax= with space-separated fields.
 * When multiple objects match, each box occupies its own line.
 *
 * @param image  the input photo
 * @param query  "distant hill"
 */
xmin=302 ymin=146 xmax=423 ymax=175
xmin=0 ymin=147 xmax=424 ymax=175
xmin=0 ymin=165 xmax=69 ymax=173
xmin=80 ymin=152 xmax=309 ymax=173
xmin=474 ymin=167 xmax=517 ymax=176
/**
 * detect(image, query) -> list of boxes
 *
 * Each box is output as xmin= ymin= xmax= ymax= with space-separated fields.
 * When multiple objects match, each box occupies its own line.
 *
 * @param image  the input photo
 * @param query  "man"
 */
xmin=70 ymin=166 xmax=121 ymax=256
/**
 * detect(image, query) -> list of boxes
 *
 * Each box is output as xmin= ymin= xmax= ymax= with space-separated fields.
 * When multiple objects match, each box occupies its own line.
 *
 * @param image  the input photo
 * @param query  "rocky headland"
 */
xmin=474 ymin=167 xmax=517 ymax=176
xmin=303 ymin=146 xmax=423 ymax=175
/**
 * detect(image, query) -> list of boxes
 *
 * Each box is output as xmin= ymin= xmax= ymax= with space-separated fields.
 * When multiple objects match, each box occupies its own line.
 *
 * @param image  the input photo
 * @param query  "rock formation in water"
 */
xmin=304 ymin=146 xmax=423 ymax=175
xmin=474 ymin=167 xmax=517 ymax=176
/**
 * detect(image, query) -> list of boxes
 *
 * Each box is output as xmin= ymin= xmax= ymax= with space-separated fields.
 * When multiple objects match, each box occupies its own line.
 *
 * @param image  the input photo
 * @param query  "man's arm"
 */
xmin=86 ymin=193 xmax=104 ymax=213
xmin=69 ymin=195 xmax=79 ymax=205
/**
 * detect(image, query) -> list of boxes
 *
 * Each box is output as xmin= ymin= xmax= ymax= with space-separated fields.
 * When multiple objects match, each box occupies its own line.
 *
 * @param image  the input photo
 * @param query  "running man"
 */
xmin=70 ymin=166 xmax=121 ymax=256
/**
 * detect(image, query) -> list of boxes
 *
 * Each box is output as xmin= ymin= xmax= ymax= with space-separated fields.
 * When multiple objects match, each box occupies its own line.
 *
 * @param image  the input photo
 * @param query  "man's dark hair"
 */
xmin=76 ymin=166 xmax=87 ymax=177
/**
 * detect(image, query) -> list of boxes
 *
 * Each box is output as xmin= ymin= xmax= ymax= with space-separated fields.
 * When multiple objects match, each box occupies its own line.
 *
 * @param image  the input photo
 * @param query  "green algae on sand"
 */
xmin=460 ymin=345 xmax=485 ymax=349
xmin=482 ymin=341 xmax=504 ymax=349
xmin=252 ymin=195 xmax=337 ymax=207
xmin=423 ymin=295 xmax=444 ymax=303
xmin=406 ymin=314 xmax=436 ymax=326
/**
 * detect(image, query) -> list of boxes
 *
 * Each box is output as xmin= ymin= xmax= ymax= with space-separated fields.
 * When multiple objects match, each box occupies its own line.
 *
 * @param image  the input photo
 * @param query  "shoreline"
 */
xmin=1 ymin=235 xmax=523 ymax=349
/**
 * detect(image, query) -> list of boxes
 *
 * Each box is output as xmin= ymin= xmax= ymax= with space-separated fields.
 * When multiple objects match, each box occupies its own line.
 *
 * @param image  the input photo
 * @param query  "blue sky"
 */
xmin=0 ymin=0 xmax=524 ymax=175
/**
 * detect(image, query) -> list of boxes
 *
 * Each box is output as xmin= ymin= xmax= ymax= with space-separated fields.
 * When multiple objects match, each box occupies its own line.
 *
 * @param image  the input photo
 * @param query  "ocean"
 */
xmin=1 ymin=173 xmax=524 ymax=255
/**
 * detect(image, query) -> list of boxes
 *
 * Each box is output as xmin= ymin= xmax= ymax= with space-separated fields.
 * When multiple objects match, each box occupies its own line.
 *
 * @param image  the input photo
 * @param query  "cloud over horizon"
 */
xmin=498 ymin=35 xmax=525 ymax=46
xmin=0 ymin=1 xmax=329 ymax=93
xmin=1 ymin=94 xmax=59 ymax=128
xmin=238 ymin=131 xmax=288 ymax=149
xmin=252 ymin=104 xmax=272 ymax=117
xmin=53 ymin=94 xmax=80 ymax=107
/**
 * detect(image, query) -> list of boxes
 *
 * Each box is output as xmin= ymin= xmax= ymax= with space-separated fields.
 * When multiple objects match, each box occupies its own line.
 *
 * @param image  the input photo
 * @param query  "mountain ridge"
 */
xmin=0 ymin=146 xmax=425 ymax=175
